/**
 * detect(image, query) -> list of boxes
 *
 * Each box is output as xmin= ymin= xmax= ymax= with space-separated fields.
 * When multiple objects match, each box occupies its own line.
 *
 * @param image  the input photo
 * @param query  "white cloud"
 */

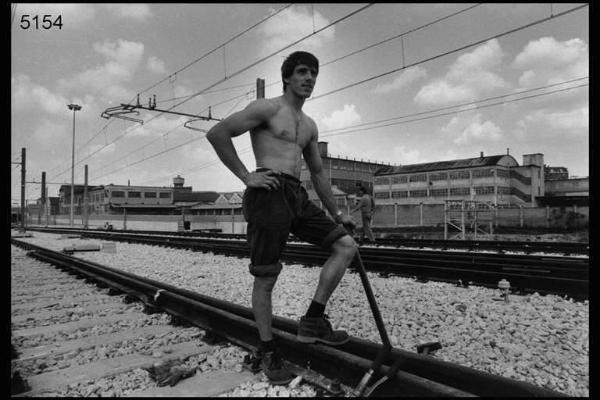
xmin=321 ymin=104 xmax=362 ymax=131
xmin=147 ymin=56 xmax=167 ymax=74
xmin=31 ymin=119 xmax=69 ymax=146
xmin=106 ymin=4 xmax=152 ymax=21
xmin=372 ymin=67 xmax=427 ymax=94
xmin=441 ymin=113 xmax=502 ymax=144
xmin=130 ymin=116 xmax=188 ymax=138
xmin=58 ymin=39 xmax=144 ymax=101
xmin=415 ymin=39 xmax=509 ymax=106
xmin=392 ymin=145 xmax=421 ymax=165
xmin=87 ymin=142 xmax=116 ymax=157
xmin=12 ymin=74 xmax=69 ymax=115
xmin=525 ymin=106 xmax=588 ymax=131
xmin=16 ymin=4 xmax=95 ymax=29
xmin=512 ymin=37 xmax=588 ymax=87
xmin=259 ymin=5 xmax=334 ymax=53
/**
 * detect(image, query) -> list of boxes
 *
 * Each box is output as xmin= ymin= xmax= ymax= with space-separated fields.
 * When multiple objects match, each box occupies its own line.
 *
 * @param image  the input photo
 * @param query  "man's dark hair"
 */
xmin=281 ymin=51 xmax=319 ymax=92
xmin=358 ymin=186 xmax=367 ymax=194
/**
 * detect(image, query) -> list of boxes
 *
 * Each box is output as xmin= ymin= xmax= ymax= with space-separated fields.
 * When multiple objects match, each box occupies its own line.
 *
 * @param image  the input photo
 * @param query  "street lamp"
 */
xmin=67 ymin=103 xmax=82 ymax=227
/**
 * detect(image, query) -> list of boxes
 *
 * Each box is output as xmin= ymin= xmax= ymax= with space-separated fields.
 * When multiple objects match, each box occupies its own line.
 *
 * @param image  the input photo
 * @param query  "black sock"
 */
xmin=305 ymin=300 xmax=325 ymax=318
xmin=260 ymin=339 xmax=275 ymax=353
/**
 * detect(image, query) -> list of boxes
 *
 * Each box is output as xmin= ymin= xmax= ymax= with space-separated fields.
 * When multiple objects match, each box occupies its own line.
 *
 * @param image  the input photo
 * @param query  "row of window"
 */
xmin=109 ymin=191 xmax=171 ymax=199
xmin=303 ymin=159 xmax=385 ymax=173
xmin=375 ymin=186 xmax=500 ymax=199
xmin=375 ymin=168 xmax=508 ymax=185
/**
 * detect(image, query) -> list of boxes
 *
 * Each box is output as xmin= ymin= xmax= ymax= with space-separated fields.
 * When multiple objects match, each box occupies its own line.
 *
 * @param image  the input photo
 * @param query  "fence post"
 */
xmin=546 ymin=205 xmax=550 ymax=229
xmin=461 ymin=201 xmax=465 ymax=240
xmin=419 ymin=202 xmax=423 ymax=226
xmin=444 ymin=202 xmax=447 ymax=240
xmin=123 ymin=208 xmax=127 ymax=230
xmin=519 ymin=205 xmax=523 ymax=228
xmin=394 ymin=203 xmax=398 ymax=227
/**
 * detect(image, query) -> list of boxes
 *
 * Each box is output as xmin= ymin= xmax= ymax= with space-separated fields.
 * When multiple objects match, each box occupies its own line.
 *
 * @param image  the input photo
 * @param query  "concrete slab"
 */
xmin=125 ymin=369 xmax=260 ymax=397
xmin=12 ymin=312 xmax=143 ymax=338
xmin=18 ymin=341 xmax=211 ymax=396
xmin=11 ymin=302 xmax=136 ymax=325
xmin=11 ymin=292 xmax=108 ymax=310
xmin=11 ymin=295 xmax=124 ymax=315
xmin=14 ymin=325 xmax=177 ymax=363
xmin=11 ymin=282 xmax=91 ymax=296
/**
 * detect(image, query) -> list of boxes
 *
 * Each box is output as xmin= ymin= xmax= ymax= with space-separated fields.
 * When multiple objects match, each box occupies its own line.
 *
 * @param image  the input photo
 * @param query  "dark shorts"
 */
xmin=242 ymin=169 xmax=349 ymax=277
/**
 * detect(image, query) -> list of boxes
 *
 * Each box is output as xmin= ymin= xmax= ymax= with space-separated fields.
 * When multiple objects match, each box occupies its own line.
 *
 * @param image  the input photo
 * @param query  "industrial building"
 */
xmin=373 ymin=151 xmax=545 ymax=206
xmin=300 ymin=141 xmax=394 ymax=209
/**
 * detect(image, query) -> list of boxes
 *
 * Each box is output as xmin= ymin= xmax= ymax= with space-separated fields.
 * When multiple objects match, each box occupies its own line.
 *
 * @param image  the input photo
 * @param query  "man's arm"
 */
xmin=303 ymin=124 xmax=355 ymax=228
xmin=206 ymin=99 xmax=280 ymax=190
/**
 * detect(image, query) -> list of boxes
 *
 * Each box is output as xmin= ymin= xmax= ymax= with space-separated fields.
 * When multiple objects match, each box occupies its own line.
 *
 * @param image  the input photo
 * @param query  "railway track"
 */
xmin=23 ymin=227 xmax=589 ymax=300
xmin=25 ymin=226 xmax=589 ymax=255
xmin=11 ymin=238 xmax=566 ymax=397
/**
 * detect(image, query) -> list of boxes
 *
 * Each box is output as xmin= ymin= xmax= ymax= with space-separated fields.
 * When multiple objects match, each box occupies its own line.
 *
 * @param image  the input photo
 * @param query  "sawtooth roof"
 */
xmin=375 ymin=155 xmax=517 ymax=176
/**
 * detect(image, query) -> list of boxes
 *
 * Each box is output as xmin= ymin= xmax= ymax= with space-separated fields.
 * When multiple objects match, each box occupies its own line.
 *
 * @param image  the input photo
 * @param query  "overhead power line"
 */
xmin=54 ymin=4 xmax=586 ymax=184
xmin=320 ymin=77 xmax=589 ymax=135
xmin=57 ymin=3 xmax=374 ymax=180
xmin=134 ymin=3 xmax=295 ymax=99
xmin=311 ymin=4 xmax=588 ymax=101
xmin=94 ymin=89 xmax=253 ymax=183
xmin=321 ymin=83 xmax=588 ymax=139
xmin=132 ymin=78 xmax=588 ymax=186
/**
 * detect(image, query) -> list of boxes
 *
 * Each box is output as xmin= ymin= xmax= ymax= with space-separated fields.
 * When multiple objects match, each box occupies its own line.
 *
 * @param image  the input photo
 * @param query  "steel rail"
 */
xmin=11 ymin=238 xmax=566 ymax=397
xmin=20 ymin=228 xmax=588 ymax=299
xmin=23 ymin=226 xmax=588 ymax=255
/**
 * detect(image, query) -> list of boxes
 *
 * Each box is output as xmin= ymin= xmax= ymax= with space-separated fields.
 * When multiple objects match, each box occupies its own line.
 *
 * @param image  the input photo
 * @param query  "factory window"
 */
xmin=472 ymin=169 xmax=494 ymax=178
xmin=144 ymin=192 xmax=157 ymax=198
xmin=374 ymin=192 xmax=390 ymax=199
xmin=409 ymin=174 xmax=427 ymax=182
xmin=430 ymin=188 xmax=448 ymax=197
xmin=474 ymin=186 xmax=494 ymax=195
xmin=112 ymin=191 xmax=125 ymax=198
xmin=391 ymin=176 xmax=408 ymax=184
xmin=391 ymin=191 xmax=408 ymax=198
xmin=496 ymin=169 xmax=509 ymax=178
xmin=159 ymin=192 xmax=171 ymax=199
xmin=449 ymin=171 xmax=470 ymax=180
xmin=450 ymin=187 xmax=470 ymax=196
xmin=429 ymin=172 xmax=448 ymax=181
xmin=128 ymin=191 xmax=141 ymax=198
xmin=410 ymin=190 xmax=428 ymax=197
xmin=374 ymin=177 xmax=389 ymax=185
xmin=498 ymin=187 xmax=510 ymax=194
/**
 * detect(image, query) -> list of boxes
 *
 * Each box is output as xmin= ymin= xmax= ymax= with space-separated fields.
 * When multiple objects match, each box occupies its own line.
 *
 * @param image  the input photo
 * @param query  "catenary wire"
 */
xmin=50 ymin=4 xmax=375 ymax=181
xmin=132 ymin=79 xmax=588 ymax=186
xmin=310 ymin=4 xmax=588 ymax=101
xmin=48 ymin=4 xmax=585 ymax=185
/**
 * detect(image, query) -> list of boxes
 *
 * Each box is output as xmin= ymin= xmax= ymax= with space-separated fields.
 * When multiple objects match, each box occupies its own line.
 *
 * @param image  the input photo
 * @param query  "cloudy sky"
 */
xmin=11 ymin=3 xmax=588 ymax=204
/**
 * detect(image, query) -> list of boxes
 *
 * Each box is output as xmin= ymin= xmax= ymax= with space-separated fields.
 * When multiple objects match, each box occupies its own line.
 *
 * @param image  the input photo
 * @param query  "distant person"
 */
xmin=351 ymin=186 xmax=376 ymax=243
xmin=207 ymin=51 xmax=357 ymax=385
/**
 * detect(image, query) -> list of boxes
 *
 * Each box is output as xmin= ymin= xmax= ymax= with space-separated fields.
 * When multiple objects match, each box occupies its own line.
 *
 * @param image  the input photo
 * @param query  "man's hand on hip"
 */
xmin=243 ymin=170 xmax=281 ymax=190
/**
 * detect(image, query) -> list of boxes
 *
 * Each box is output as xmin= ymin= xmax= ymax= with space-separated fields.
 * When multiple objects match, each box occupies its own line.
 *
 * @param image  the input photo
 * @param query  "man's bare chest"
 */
xmin=266 ymin=112 xmax=311 ymax=146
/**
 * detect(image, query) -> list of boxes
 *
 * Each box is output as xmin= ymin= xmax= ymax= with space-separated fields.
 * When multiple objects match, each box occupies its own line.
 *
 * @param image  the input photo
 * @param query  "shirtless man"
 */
xmin=207 ymin=51 xmax=357 ymax=384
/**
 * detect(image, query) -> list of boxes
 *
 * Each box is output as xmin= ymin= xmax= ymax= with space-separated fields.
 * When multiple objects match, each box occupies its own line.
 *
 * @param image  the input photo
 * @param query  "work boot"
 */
xmin=260 ymin=350 xmax=295 ymax=385
xmin=297 ymin=314 xmax=350 ymax=345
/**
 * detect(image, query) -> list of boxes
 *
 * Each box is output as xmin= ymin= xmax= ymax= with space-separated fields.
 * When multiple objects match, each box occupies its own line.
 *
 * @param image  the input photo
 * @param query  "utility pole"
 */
xmin=256 ymin=78 xmax=265 ymax=99
xmin=83 ymin=165 xmax=88 ymax=229
xmin=20 ymin=148 xmax=25 ymax=232
xmin=68 ymin=103 xmax=82 ymax=227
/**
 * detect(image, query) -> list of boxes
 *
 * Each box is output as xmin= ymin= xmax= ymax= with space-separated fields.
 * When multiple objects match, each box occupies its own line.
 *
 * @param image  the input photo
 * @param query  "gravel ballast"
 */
xmin=13 ymin=232 xmax=589 ymax=396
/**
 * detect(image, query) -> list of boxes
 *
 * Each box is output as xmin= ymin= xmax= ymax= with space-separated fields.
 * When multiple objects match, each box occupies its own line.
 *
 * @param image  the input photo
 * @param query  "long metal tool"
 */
xmin=348 ymin=229 xmax=397 ymax=397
